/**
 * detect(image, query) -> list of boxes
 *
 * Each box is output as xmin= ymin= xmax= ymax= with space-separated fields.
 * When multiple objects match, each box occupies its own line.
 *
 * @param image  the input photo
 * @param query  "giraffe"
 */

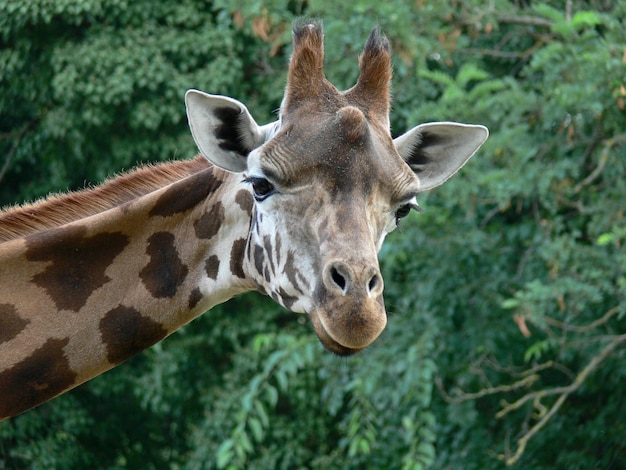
xmin=0 ymin=20 xmax=488 ymax=420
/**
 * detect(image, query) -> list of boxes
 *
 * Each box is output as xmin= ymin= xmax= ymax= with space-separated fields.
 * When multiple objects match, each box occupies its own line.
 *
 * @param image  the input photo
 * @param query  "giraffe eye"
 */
xmin=244 ymin=177 xmax=276 ymax=202
xmin=395 ymin=204 xmax=411 ymax=220
xmin=395 ymin=201 xmax=421 ymax=226
xmin=395 ymin=204 xmax=411 ymax=225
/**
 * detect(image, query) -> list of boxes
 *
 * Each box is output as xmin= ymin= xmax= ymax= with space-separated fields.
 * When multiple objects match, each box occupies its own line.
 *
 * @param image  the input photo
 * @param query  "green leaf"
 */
xmin=263 ymin=384 xmax=279 ymax=408
xmin=254 ymin=400 xmax=269 ymax=428
xmin=502 ymin=298 xmax=520 ymax=309
xmin=249 ymin=417 xmax=264 ymax=443
xmin=524 ymin=339 xmax=557 ymax=363
xmin=571 ymin=11 xmax=602 ymax=28
xmin=216 ymin=440 xmax=234 ymax=469
xmin=597 ymin=233 xmax=614 ymax=246
xmin=532 ymin=4 xmax=564 ymax=23
xmin=456 ymin=63 xmax=489 ymax=88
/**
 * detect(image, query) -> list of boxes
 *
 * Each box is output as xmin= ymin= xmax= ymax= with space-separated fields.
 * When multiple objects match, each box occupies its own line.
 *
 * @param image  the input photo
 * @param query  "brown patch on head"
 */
xmin=0 ymin=337 xmax=77 ymax=419
xmin=277 ymin=288 xmax=298 ymax=310
xmin=230 ymin=238 xmax=247 ymax=279
xmin=253 ymin=243 xmax=264 ymax=277
xmin=25 ymin=226 xmax=129 ymax=312
xmin=336 ymin=107 xmax=369 ymax=143
xmin=194 ymin=201 xmax=225 ymax=239
xmin=99 ymin=305 xmax=168 ymax=365
xmin=149 ymin=169 xmax=222 ymax=217
xmin=205 ymin=254 xmax=220 ymax=280
xmin=263 ymin=235 xmax=276 ymax=276
xmin=0 ymin=304 xmax=30 ymax=345
xmin=274 ymin=233 xmax=282 ymax=266
xmin=284 ymin=250 xmax=303 ymax=293
xmin=140 ymin=231 xmax=189 ymax=298
xmin=235 ymin=189 xmax=254 ymax=216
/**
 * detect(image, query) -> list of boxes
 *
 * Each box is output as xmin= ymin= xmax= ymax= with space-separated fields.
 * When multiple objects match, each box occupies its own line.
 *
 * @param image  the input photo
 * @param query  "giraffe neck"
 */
xmin=0 ymin=157 xmax=255 ymax=419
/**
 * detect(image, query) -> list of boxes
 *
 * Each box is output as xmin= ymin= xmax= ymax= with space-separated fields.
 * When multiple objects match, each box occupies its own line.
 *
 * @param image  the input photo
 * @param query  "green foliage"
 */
xmin=1 ymin=0 xmax=625 ymax=469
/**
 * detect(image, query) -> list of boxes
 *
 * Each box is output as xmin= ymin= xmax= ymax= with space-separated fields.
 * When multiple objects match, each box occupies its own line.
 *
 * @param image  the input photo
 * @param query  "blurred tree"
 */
xmin=1 ymin=0 xmax=624 ymax=469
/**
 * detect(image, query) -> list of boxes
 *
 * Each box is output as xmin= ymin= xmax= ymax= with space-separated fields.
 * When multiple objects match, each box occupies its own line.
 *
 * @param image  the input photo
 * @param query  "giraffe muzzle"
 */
xmin=310 ymin=259 xmax=387 ymax=355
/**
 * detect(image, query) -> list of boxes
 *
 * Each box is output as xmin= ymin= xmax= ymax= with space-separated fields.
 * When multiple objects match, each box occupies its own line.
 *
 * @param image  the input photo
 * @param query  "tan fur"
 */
xmin=335 ymin=106 xmax=369 ymax=142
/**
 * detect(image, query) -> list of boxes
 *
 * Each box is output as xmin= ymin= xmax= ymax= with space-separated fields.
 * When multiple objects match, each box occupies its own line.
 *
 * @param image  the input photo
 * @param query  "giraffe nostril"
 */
xmin=330 ymin=267 xmax=347 ymax=291
xmin=325 ymin=261 xmax=381 ymax=296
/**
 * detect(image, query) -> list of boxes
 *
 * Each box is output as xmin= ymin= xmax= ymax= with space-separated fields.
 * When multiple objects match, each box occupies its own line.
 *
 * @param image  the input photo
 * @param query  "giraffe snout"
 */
xmin=310 ymin=258 xmax=387 ymax=355
xmin=323 ymin=260 xmax=384 ymax=298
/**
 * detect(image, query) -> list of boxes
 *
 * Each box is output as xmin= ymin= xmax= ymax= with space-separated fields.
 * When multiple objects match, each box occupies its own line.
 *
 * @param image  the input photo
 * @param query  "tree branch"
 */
xmin=497 ymin=15 xmax=553 ymax=27
xmin=543 ymin=305 xmax=621 ymax=333
xmin=573 ymin=134 xmax=626 ymax=194
xmin=498 ymin=334 xmax=626 ymax=466
xmin=436 ymin=373 xmax=539 ymax=404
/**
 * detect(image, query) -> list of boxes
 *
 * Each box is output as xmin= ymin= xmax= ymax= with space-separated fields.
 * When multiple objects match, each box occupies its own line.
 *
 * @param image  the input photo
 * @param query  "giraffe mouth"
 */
xmin=312 ymin=322 xmax=364 ymax=356
xmin=308 ymin=308 xmax=380 ymax=356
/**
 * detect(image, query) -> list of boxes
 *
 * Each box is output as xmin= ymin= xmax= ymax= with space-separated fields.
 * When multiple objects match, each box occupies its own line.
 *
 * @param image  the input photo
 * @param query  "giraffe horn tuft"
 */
xmin=283 ymin=19 xmax=336 ymax=112
xmin=345 ymin=27 xmax=393 ymax=126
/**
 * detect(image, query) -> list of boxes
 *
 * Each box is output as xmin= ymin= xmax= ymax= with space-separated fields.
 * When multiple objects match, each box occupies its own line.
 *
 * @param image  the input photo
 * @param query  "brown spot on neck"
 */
xmin=149 ymin=166 xmax=223 ymax=217
xmin=140 ymin=231 xmax=189 ymax=299
xmin=205 ymin=254 xmax=220 ymax=280
xmin=99 ymin=305 xmax=168 ymax=365
xmin=0 ymin=304 xmax=30 ymax=345
xmin=188 ymin=287 xmax=203 ymax=310
xmin=235 ymin=189 xmax=254 ymax=216
xmin=25 ymin=226 xmax=129 ymax=312
xmin=194 ymin=201 xmax=225 ymax=240
xmin=0 ymin=337 xmax=77 ymax=419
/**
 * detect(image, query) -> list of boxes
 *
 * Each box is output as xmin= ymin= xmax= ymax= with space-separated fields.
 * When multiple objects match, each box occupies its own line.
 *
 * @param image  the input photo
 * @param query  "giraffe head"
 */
xmin=185 ymin=21 xmax=487 ymax=355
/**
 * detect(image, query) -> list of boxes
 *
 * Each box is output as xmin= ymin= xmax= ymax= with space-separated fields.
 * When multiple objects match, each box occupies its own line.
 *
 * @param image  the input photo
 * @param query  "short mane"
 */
xmin=0 ymin=156 xmax=211 ymax=242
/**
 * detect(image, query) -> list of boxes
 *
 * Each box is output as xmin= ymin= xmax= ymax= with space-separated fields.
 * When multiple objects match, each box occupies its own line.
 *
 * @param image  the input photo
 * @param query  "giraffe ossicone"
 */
xmin=0 ymin=20 xmax=488 ymax=420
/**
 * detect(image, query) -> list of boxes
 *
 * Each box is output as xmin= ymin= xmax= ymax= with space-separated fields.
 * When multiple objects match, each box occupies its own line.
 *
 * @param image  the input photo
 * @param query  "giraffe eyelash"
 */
xmin=243 ymin=176 xmax=277 ymax=201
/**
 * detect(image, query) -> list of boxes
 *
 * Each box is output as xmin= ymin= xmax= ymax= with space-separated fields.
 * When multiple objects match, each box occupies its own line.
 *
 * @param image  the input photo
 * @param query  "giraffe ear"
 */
xmin=185 ymin=89 xmax=272 ymax=173
xmin=394 ymin=122 xmax=488 ymax=191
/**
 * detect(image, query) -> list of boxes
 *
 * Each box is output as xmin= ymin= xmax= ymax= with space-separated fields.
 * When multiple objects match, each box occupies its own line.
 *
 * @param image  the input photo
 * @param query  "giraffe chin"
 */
xmin=308 ymin=306 xmax=387 ymax=357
